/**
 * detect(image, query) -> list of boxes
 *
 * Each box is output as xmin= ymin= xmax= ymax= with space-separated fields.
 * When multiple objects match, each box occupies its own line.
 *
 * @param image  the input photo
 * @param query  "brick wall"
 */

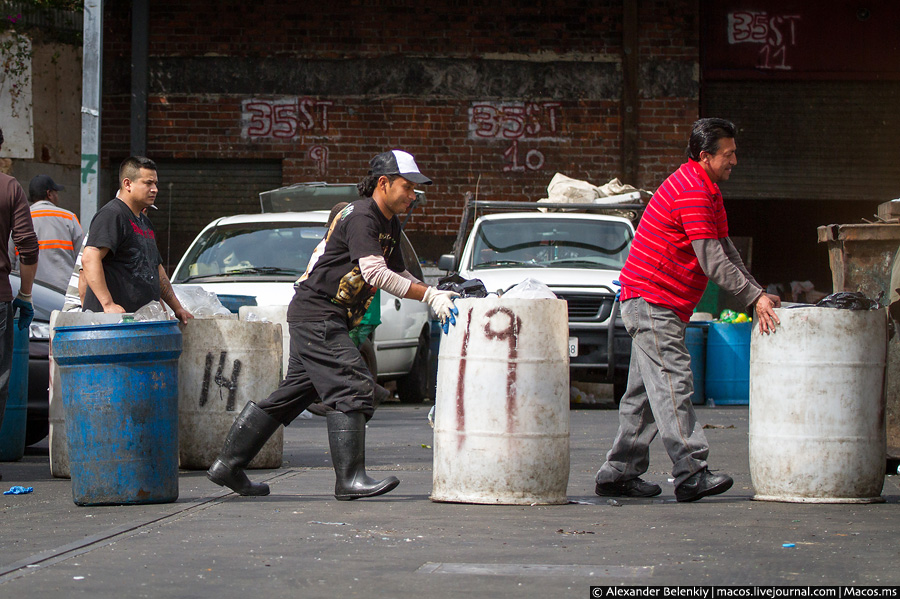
xmin=101 ymin=0 xmax=699 ymax=258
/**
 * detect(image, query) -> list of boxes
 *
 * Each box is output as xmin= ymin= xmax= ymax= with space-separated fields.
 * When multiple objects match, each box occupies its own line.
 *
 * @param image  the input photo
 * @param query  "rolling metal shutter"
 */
xmin=704 ymin=81 xmax=900 ymax=202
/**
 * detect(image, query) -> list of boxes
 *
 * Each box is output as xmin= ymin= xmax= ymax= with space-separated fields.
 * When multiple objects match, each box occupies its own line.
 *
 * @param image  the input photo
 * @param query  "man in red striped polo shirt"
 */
xmin=594 ymin=118 xmax=781 ymax=502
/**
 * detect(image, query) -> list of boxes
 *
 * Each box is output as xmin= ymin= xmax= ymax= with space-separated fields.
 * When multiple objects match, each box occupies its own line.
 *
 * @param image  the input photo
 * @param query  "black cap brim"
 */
xmin=400 ymin=172 xmax=432 ymax=185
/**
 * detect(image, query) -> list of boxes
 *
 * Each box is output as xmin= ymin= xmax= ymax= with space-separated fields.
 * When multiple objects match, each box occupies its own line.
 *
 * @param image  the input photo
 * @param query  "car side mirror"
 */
xmin=438 ymin=254 xmax=457 ymax=272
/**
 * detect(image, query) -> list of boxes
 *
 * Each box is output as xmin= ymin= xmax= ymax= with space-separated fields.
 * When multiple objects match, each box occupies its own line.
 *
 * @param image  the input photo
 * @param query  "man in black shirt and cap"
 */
xmin=208 ymin=150 xmax=458 ymax=500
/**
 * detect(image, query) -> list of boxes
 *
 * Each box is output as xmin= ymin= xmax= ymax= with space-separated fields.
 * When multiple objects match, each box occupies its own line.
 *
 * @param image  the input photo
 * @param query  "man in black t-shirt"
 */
xmin=82 ymin=157 xmax=191 ymax=323
xmin=208 ymin=150 xmax=459 ymax=500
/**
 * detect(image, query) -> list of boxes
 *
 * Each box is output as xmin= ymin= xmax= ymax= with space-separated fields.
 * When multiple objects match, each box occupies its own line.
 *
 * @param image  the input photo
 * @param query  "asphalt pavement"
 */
xmin=1 ymin=401 xmax=898 ymax=598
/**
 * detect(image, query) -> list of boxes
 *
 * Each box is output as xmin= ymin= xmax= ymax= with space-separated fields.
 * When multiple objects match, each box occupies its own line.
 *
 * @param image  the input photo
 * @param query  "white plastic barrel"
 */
xmin=749 ymin=307 xmax=887 ymax=503
xmin=431 ymin=297 xmax=570 ymax=505
xmin=178 ymin=318 xmax=284 ymax=469
xmin=49 ymin=310 xmax=126 ymax=478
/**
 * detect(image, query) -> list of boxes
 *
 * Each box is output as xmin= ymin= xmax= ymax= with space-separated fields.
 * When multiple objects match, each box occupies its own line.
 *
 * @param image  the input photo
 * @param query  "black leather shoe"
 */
xmin=675 ymin=469 xmax=733 ymax=502
xmin=595 ymin=477 xmax=662 ymax=498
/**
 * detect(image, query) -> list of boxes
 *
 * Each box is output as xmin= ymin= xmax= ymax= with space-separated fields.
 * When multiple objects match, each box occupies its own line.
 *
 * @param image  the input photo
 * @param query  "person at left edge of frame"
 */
xmin=0 ymin=126 xmax=40 ymax=482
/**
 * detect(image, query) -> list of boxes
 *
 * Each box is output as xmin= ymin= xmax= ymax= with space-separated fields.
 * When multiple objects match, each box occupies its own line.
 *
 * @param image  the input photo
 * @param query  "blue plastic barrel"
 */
xmin=705 ymin=321 xmax=751 ymax=405
xmin=685 ymin=323 xmax=707 ymax=406
xmin=53 ymin=321 xmax=182 ymax=506
xmin=0 ymin=319 xmax=30 ymax=461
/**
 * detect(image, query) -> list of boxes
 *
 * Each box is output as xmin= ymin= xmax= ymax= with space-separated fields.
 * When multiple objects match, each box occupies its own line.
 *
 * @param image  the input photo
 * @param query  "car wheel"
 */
xmin=396 ymin=330 xmax=428 ymax=404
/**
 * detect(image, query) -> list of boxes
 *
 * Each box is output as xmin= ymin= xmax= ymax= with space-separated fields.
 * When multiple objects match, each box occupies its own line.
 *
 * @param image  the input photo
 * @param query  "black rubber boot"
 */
xmin=327 ymin=411 xmax=400 ymax=501
xmin=207 ymin=402 xmax=281 ymax=496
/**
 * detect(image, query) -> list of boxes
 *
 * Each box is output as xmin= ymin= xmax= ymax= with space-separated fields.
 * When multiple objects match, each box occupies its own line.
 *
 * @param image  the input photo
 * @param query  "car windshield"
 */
xmin=173 ymin=222 xmax=326 ymax=282
xmin=469 ymin=217 xmax=633 ymax=271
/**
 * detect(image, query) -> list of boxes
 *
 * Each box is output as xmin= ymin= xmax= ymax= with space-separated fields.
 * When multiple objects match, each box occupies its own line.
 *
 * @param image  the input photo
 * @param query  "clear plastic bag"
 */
xmin=133 ymin=301 xmax=170 ymax=322
xmin=172 ymin=285 xmax=232 ymax=318
xmin=241 ymin=310 xmax=269 ymax=323
xmin=502 ymin=278 xmax=558 ymax=300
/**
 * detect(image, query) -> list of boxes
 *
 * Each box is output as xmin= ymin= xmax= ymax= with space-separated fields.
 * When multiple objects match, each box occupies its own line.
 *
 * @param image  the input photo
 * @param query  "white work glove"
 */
xmin=423 ymin=287 xmax=460 ymax=334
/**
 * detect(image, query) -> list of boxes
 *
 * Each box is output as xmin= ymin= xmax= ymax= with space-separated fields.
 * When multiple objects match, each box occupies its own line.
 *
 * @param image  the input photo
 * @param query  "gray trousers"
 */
xmin=595 ymin=297 xmax=709 ymax=487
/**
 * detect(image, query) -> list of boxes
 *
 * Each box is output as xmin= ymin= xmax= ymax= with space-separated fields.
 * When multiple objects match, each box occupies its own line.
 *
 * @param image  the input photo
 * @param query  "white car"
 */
xmin=171 ymin=211 xmax=432 ymax=403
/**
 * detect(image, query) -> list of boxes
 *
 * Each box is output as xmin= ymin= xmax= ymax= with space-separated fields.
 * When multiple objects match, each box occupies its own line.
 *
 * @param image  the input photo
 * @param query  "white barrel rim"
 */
xmin=752 ymin=494 xmax=885 ymax=504
xmin=430 ymin=492 xmax=570 ymax=506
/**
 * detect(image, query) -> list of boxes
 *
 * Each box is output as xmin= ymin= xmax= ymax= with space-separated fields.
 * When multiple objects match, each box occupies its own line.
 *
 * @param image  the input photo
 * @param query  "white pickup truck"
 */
xmin=438 ymin=198 xmax=643 ymax=403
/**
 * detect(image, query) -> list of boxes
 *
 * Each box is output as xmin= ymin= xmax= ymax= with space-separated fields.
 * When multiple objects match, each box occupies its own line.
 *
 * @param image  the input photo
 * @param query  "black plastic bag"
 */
xmin=815 ymin=291 xmax=879 ymax=311
xmin=437 ymin=274 xmax=488 ymax=298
